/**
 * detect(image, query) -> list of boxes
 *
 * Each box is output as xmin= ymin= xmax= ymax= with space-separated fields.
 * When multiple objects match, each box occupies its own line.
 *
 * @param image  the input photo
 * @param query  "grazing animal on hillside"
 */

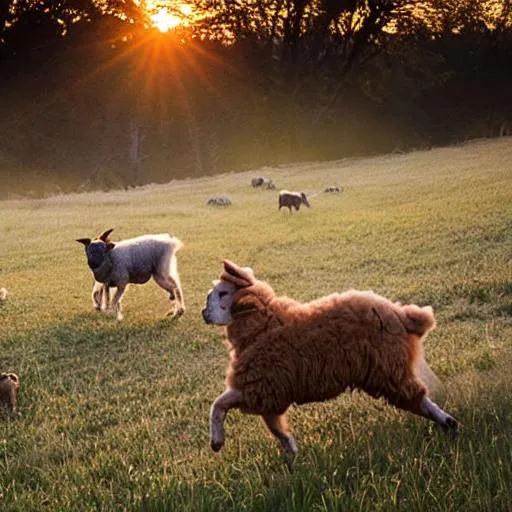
xmin=207 ymin=196 xmax=232 ymax=206
xmin=251 ymin=176 xmax=265 ymax=187
xmin=0 ymin=373 xmax=20 ymax=418
xmin=202 ymin=260 xmax=459 ymax=465
xmin=278 ymin=190 xmax=311 ymax=212
xmin=76 ymin=229 xmax=185 ymax=321
xmin=324 ymin=185 xmax=342 ymax=193
xmin=0 ymin=288 xmax=8 ymax=302
xmin=252 ymin=176 xmax=275 ymax=189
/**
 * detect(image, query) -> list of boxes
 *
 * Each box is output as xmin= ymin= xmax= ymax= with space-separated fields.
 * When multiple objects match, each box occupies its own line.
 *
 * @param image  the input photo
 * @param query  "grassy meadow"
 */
xmin=0 ymin=138 xmax=511 ymax=511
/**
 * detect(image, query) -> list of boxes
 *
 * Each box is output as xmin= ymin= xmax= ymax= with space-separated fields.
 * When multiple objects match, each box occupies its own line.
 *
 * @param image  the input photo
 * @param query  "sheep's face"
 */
xmin=202 ymin=280 xmax=237 ymax=325
xmin=84 ymin=240 xmax=113 ymax=271
xmin=76 ymin=229 xmax=115 ymax=271
xmin=203 ymin=262 xmax=257 ymax=325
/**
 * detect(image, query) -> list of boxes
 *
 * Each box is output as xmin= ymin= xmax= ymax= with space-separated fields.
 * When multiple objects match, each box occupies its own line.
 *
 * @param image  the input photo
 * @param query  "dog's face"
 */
xmin=202 ymin=279 xmax=238 ymax=325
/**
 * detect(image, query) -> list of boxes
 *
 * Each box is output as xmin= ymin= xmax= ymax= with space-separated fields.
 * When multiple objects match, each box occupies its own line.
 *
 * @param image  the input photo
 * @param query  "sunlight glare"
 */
xmin=151 ymin=8 xmax=181 ymax=33
xmin=180 ymin=4 xmax=193 ymax=16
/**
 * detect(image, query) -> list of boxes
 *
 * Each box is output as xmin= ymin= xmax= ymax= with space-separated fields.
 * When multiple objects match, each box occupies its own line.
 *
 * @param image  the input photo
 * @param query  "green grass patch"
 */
xmin=1 ymin=138 xmax=511 ymax=510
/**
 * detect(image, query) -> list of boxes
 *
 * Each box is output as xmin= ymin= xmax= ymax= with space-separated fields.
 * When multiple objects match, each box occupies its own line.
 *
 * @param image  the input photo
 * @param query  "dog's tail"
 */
xmin=400 ymin=305 xmax=436 ymax=337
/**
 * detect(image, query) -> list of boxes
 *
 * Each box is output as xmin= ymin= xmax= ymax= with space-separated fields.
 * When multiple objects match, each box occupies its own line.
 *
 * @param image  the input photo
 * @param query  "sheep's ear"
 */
xmin=106 ymin=242 xmax=116 ymax=250
xmin=222 ymin=259 xmax=255 ymax=287
xmin=76 ymin=238 xmax=91 ymax=246
xmin=99 ymin=228 xmax=114 ymax=242
xmin=231 ymin=294 xmax=260 ymax=317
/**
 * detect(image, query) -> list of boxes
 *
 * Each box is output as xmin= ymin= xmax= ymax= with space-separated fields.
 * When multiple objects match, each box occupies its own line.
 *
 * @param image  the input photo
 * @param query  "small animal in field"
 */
xmin=202 ymin=260 xmax=459 ymax=464
xmin=207 ymin=196 xmax=232 ymax=206
xmin=251 ymin=176 xmax=274 ymax=189
xmin=324 ymin=185 xmax=343 ymax=193
xmin=278 ymin=190 xmax=311 ymax=212
xmin=0 ymin=373 xmax=20 ymax=418
xmin=251 ymin=176 xmax=266 ymax=187
xmin=76 ymin=228 xmax=185 ymax=321
xmin=0 ymin=288 xmax=8 ymax=302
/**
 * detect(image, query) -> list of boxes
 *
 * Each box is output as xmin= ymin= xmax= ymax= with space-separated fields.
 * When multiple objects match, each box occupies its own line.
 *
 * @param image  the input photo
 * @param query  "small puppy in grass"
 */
xmin=202 ymin=260 xmax=459 ymax=464
xmin=0 ymin=373 xmax=20 ymax=418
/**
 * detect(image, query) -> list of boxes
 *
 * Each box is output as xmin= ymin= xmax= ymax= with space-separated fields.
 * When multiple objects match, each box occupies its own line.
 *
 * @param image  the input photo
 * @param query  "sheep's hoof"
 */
xmin=211 ymin=440 xmax=224 ymax=452
xmin=444 ymin=416 xmax=460 ymax=432
xmin=166 ymin=307 xmax=185 ymax=319
xmin=284 ymin=453 xmax=296 ymax=472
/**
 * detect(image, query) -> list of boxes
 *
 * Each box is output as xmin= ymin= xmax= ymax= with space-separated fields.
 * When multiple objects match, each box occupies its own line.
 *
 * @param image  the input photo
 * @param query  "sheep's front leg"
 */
xmin=262 ymin=413 xmax=298 ymax=468
xmin=210 ymin=387 xmax=242 ymax=452
xmin=102 ymin=283 xmax=111 ymax=311
xmin=92 ymin=282 xmax=104 ymax=311
xmin=111 ymin=283 xmax=128 ymax=321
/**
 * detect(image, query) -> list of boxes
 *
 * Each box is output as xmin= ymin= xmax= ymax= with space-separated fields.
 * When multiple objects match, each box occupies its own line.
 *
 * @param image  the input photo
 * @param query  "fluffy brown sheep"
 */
xmin=202 ymin=260 xmax=459 ymax=463
xmin=0 ymin=373 xmax=20 ymax=418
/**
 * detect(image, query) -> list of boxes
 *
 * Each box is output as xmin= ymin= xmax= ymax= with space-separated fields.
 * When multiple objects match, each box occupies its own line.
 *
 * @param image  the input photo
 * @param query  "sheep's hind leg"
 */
xmin=387 ymin=378 xmax=459 ymax=431
xmin=262 ymin=413 xmax=298 ymax=469
xmin=153 ymin=274 xmax=185 ymax=318
xmin=210 ymin=387 xmax=242 ymax=452
xmin=170 ymin=281 xmax=185 ymax=317
xmin=420 ymin=396 xmax=459 ymax=431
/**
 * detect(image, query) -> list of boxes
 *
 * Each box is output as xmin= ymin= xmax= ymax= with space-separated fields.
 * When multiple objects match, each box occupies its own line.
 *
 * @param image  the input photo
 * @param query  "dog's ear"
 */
xmin=222 ymin=259 xmax=255 ymax=287
xmin=76 ymin=238 xmax=91 ymax=246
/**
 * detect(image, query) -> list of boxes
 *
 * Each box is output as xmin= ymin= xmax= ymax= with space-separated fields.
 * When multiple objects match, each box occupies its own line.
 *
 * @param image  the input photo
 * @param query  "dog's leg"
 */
xmin=210 ymin=387 xmax=242 ymax=452
xmin=420 ymin=396 xmax=459 ymax=430
xmin=262 ymin=413 xmax=298 ymax=468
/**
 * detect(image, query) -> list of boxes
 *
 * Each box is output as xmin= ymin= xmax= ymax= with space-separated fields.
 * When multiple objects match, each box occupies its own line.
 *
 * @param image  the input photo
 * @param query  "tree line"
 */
xmin=1 ymin=1 xmax=511 ymax=197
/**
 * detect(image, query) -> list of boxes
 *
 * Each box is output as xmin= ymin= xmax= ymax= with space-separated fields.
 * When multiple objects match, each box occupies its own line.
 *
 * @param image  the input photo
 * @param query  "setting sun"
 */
xmin=151 ymin=8 xmax=181 ymax=33
xmin=146 ymin=3 xmax=194 ymax=33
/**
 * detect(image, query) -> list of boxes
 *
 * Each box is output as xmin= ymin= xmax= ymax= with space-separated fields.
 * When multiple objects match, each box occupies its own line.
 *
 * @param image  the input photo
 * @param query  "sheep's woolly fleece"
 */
xmin=220 ymin=263 xmax=436 ymax=415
